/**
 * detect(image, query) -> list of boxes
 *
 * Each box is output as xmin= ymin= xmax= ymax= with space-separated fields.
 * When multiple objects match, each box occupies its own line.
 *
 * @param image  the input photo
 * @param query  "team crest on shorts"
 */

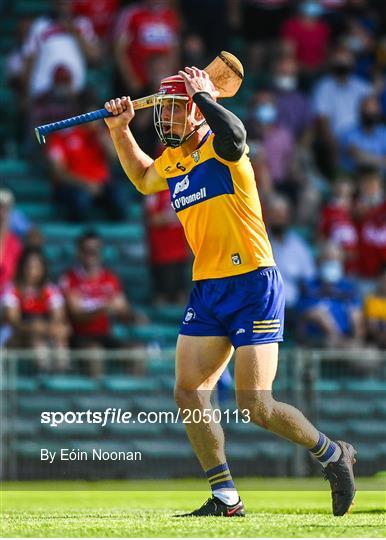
xmin=183 ymin=307 xmax=196 ymax=324
xmin=191 ymin=150 xmax=200 ymax=163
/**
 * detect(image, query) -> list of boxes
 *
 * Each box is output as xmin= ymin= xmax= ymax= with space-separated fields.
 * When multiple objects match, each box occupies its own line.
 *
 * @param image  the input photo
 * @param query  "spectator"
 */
xmin=247 ymin=90 xmax=298 ymax=202
xmin=341 ymin=94 xmax=386 ymax=173
xmin=145 ymin=190 xmax=190 ymax=305
xmin=113 ymin=0 xmax=180 ymax=98
xmin=46 ymin=117 xmax=127 ymax=222
xmin=364 ymin=267 xmax=386 ymax=349
xmin=343 ymin=14 xmax=376 ymax=81
xmin=71 ymin=0 xmax=121 ymax=40
xmin=267 ymin=195 xmax=316 ymax=327
xmin=2 ymin=247 xmax=69 ymax=371
xmin=297 ymin=241 xmax=364 ymax=348
xmin=229 ymin=0 xmax=290 ymax=73
xmin=271 ymin=56 xmax=313 ymax=140
xmin=0 ymin=190 xmax=22 ymax=293
xmin=312 ymin=46 xmax=373 ymax=176
xmin=353 ymin=166 xmax=386 ymax=282
xmin=281 ymin=0 xmax=331 ymax=74
xmin=30 ymin=65 xmax=86 ymax=137
xmin=60 ymin=231 xmax=147 ymax=376
xmin=319 ymin=177 xmax=358 ymax=274
xmin=23 ymin=0 xmax=100 ymax=98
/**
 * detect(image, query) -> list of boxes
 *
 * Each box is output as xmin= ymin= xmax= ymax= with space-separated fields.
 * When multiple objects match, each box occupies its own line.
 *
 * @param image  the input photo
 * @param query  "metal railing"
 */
xmin=1 ymin=348 xmax=385 ymax=482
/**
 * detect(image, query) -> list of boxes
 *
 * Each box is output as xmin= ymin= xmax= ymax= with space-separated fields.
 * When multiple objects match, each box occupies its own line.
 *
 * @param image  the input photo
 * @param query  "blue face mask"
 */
xmin=255 ymin=103 xmax=277 ymax=125
xmin=320 ymin=260 xmax=343 ymax=284
xmin=300 ymin=2 xmax=323 ymax=18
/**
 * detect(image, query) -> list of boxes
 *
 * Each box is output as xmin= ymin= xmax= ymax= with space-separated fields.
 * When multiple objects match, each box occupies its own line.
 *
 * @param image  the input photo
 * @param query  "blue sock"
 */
xmin=309 ymin=432 xmax=341 ymax=467
xmin=206 ymin=463 xmax=238 ymax=505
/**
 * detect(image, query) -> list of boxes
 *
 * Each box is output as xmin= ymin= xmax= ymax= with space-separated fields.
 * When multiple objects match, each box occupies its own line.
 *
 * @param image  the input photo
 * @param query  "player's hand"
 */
xmin=104 ymin=97 xmax=135 ymax=130
xmin=178 ymin=67 xmax=219 ymax=100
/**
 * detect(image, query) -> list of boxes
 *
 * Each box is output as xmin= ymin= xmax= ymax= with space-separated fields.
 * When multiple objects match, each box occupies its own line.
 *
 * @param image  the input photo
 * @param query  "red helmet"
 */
xmin=154 ymin=74 xmax=202 ymax=148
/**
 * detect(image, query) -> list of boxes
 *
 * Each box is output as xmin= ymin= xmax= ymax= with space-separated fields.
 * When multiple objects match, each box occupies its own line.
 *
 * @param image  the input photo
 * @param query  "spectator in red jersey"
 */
xmin=60 ymin=231 xmax=147 ymax=376
xmin=113 ymin=0 xmax=180 ymax=98
xmin=71 ymin=0 xmax=120 ymax=40
xmin=145 ymin=190 xmax=190 ymax=305
xmin=281 ymin=1 xmax=330 ymax=74
xmin=0 ymin=190 xmax=22 ymax=293
xmin=46 ymin=116 xmax=127 ymax=222
xmin=2 ymin=247 xmax=70 ymax=371
xmin=319 ymin=177 xmax=358 ymax=274
xmin=353 ymin=166 xmax=386 ymax=283
xmin=22 ymin=0 xmax=100 ymax=98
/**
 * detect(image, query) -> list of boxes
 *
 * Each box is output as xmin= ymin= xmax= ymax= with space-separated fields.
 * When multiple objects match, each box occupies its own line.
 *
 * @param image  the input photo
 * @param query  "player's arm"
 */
xmin=179 ymin=67 xmax=247 ymax=161
xmin=104 ymin=97 xmax=168 ymax=195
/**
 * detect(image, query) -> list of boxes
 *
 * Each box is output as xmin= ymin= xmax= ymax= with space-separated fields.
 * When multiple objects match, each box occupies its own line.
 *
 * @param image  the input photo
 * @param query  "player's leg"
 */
xmin=175 ymin=334 xmax=245 ymax=516
xmin=175 ymin=334 xmax=232 ymax=468
xmin=234 ymin=343 xmax=357 ymax=515
xmin=234 ymin=343 xmax=320 ymax=446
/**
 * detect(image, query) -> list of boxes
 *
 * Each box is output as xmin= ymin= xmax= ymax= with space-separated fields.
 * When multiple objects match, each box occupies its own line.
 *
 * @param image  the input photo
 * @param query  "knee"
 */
xmin=174 ymin=385 xmax=202 ymax=409
xmin=236 ymin=391 xmax=275 ymax=429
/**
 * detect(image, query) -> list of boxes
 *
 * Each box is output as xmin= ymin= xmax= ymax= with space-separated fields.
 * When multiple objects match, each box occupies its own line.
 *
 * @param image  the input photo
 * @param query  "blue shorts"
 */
xmin=180 ymin=266 xmax=285 ymax=348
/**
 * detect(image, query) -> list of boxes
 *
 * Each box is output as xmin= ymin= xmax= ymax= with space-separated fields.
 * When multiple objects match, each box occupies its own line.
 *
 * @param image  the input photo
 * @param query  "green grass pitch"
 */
xmin=2 ymin=478 xmax=385 ymax=538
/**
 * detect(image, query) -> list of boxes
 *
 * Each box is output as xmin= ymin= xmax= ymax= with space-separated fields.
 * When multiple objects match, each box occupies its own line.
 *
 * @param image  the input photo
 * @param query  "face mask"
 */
xmin=360 ymin=193 xmax=383 ymax=207
xmin=274 ymin=75 xmax=297 ymax=92
xmin=255 ymin=103 xmax=277 ymax=125
xmin=320 ymin=260 xmax=343 ymax=284
xmin=300 ymin=2 xmax=323 ymax=18
xmin=331 ymin=63 xmax=352 ymax=77
xmin=346 ymin=36 xmax=365 ymax=53
xmin=361 ymin=113 xmax=380 ymax=128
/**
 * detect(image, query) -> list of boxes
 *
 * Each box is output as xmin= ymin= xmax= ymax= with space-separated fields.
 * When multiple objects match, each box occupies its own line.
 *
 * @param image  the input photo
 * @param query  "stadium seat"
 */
xmin=314 ymin=380 xmax=342 ymax=392
xmin=107 ymin=422 xmax=163 ymax=438
xmin=0 ymin=158 xmax=29 ymax=177
xmin=148 ymin=305 xmax=186 ymax=324
xmin=376 ymin=400 xmax=386 ymax=418
xmin=344 ymin=379 xmax=386 ymax=393
xmin=4 ymin=178 xmax=51 ymax=200
xmin=148 ymin=360 xmax=175 ymax=376
xmin=2 ymin=377 xmax=39 ymax=392
xmin=347 ymin=420 xmax=386 ymax=440
xmin=131 ymin=440 xmax=193 ymax=458
xmin=159 ymin=375 xmax=176 ymax=391
xmin=131 ymin=396 xmax=176 ymax=413
xmin=11 ymin=441 xmax=61 ymax=458
xmin=96 ymin=223 xmax=145 ymax=241
xmin=102 ymin=376 xmax=159 ymax=393
xmin=40 ymin=375 xmax=100 ymax=392
xmin=129 ymin=324 xmax=178 ymax=344
xmin=318 ymin=398 xmax=375 ymax=418
xmin=226 ymin=442 xmax=259 ymax=459
xmin=72 ymin=396 xmax=132 ymax=411
xmin=317 ymin=420 xmax=347 ymax=439
xmin=2 ymin=418 xmax=39 ymax=437
xmin=256 ymin=442 xmax=293 ymax=459
xmin=18 ymin=202 xmax=55 ymax=222
xmin=41 ymin=421 xmax=101 ymax=438
xmin=17 ymin=395 xmax=71 ymax=414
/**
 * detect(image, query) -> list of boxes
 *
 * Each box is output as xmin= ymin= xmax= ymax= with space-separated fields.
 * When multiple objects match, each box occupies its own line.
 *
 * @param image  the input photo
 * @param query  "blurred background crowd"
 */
xmin=0 ymin=0 xmax=386 ymax=370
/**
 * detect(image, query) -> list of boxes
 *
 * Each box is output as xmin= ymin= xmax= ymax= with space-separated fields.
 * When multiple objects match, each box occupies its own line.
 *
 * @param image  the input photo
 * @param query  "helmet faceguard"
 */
xmin=154 ymin=75 xmax=206 ymax=148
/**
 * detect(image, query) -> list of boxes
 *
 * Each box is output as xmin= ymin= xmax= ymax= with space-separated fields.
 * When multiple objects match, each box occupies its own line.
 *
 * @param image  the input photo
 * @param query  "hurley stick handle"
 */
xmin=34 ymin=94 xmax=157 ymax=144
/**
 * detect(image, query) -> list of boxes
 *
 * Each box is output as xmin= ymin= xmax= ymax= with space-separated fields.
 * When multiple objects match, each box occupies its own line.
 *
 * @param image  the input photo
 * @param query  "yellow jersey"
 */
xmin=154 ymin=132 xmax=275 ymax=281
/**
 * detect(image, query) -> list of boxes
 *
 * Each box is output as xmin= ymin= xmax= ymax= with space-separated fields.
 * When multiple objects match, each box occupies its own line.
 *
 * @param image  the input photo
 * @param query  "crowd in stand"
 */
xmin=1 ymin=0 xmax=386 ymax=360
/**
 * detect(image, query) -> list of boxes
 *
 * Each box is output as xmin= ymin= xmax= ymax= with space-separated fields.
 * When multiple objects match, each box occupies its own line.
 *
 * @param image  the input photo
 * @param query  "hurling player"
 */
xmin=104 ymin=66 xmax=357 ymax=517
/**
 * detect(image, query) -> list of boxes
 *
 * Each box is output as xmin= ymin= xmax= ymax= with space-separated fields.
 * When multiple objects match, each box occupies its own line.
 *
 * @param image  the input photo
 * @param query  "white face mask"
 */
xmin=255 ymin=103 xmax=277 ymax=125
xmin=274 ymin=75 xmax=297 ymax=92
xmin=320 ymin=260 xmax=343 ymax=284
